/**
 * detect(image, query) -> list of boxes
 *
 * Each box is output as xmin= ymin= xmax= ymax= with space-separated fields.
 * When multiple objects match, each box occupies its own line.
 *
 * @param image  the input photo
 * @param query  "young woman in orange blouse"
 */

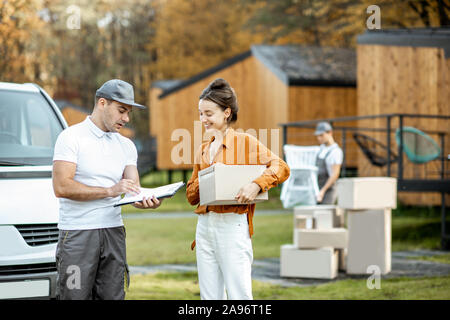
xmin=186 ymin=78 xmax=290 ymax=300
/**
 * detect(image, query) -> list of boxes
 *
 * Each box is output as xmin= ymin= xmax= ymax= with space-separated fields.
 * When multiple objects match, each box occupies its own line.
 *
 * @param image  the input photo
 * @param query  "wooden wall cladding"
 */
xmin=357 ymin=44 xmax=449 ymax=205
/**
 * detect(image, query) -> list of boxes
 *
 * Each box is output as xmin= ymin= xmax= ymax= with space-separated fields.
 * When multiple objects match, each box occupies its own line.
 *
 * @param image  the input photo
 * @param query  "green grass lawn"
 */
xmin=124 ymin=211 xmax=446 ymax=266
xmin=125 ymin=272 xmax=450 ymax=300
xmin=121 ymin=187 xmax=193 ymax=213
xmin=122 ymin=170 xmax=285 ymax=213
xmin=122 ymin=170 xmax=449 ymax=300
xmin=124 ymin=213 xmax=292 ymax=265
xmin=123 ymin=205 xmax=446 ymax=254
xmin=121 ymin=185 xmax=286 ymax=213
xmin=140 ymin=170 xmax=189 ymax=187
xmin=407 ymin=253 xmax=450 ymax=265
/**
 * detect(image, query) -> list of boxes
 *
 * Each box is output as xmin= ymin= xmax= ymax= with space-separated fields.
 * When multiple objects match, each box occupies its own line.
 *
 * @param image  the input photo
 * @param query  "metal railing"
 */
xmin=280 ymin=113 xmax=450 ymax=247
xmin=280 ymin=113 xmax=449 ymax=190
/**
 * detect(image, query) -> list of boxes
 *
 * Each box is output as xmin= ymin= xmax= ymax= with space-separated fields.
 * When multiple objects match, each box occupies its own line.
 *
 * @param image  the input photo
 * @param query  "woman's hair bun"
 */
xmin=199 ymin=78 xmax=238 ymax=124
xmin=209 ymin=78 xmax=229 ymax=90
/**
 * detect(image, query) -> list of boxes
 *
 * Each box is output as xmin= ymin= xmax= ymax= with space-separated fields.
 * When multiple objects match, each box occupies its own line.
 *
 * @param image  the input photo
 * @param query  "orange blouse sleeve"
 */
xmin=249 ymin=135 xmax=290 ymax=193
xmin=186 ymin=144 xmax=204 ymax=205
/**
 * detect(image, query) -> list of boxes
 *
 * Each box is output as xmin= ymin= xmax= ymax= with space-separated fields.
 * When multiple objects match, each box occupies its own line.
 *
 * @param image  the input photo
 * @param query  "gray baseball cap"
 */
xmin=95 ymin=79 xmax=146 ymax=109
xmin=314 ymin=121 xmax=333 ymax=135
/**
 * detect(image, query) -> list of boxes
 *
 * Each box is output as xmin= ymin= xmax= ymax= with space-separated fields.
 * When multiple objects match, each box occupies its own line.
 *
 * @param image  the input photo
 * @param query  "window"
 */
xmin=0 ymin=90 xmax=63 ymax=165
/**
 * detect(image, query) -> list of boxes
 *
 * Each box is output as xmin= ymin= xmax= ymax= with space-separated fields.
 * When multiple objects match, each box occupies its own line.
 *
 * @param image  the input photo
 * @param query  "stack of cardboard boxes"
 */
xmin=281 ymin=205 xmax=346 ymax=279
xmin=196 ymin=165 xmax=397 ymax=279
xmin=338 ymin=178 xmax=397 ymax=275
xmin=280 ymin=177 xmax=397 ymax=279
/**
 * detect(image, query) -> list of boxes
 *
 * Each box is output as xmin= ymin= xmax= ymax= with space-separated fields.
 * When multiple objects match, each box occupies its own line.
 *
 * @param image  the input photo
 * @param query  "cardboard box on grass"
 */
xmin=293 ymin=214 xmax=314 ymax=246
xmin=198 ymin=164 xmax=268 ymax=206
xmin=294 ymin=214 xmax=315 ymax=229
xmin=294 ymin=204 xmax=337 ymax=216
xmin=336 ymin=177 xmax=397 ymax=210
xmin=346 ymin=208 xmax=392 ymax=275
xmin=295 ymin=228 xmax=348 ymax=249
xmin=314 ymin=210 xmax=334 ymax=229
xmin=280 ymin=244 xmax=338 ymax=279
xmin=294 ymin=205 xmax=344 ymax=227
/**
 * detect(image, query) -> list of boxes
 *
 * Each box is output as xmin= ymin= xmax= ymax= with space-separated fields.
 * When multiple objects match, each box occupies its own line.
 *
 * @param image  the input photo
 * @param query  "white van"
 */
xmin=0 ymin=82 xmax=67 ymax=299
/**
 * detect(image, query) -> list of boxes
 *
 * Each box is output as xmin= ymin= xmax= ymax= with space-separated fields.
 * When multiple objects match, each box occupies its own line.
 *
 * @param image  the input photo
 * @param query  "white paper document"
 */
xmin=114 ymin=181 xmax=185 ymax=207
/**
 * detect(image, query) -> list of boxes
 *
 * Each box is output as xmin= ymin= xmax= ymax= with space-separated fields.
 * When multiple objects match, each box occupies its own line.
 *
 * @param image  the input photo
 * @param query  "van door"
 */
xmin=0 ymin=87 xmax=65 ymax=224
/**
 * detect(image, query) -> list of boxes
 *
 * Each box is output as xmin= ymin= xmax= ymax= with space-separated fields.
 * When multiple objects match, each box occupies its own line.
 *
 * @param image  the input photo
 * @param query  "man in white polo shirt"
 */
xmin=52 ymin=79 xmax=161 ymax=300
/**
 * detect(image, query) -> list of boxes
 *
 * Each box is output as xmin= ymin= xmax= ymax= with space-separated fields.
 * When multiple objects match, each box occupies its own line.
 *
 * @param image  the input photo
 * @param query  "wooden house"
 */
xmin=149 ymin=45 xmax=357 ymax=170
xmin=356 ymin=28 xmax=450 ymax=205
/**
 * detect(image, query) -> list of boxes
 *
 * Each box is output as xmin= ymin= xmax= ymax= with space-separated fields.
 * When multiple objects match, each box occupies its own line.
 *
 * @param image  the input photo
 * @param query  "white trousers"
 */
xmin=196 ymin=212 xmax=253 ymax=300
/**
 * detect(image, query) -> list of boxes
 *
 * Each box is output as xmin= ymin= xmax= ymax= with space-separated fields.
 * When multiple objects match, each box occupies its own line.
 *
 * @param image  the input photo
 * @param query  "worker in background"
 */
xmin=314 ymin=121 xmax=343 ymax=204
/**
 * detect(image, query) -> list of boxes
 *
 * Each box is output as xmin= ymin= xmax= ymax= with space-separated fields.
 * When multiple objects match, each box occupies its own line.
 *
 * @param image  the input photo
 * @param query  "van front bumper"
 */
xmin=0 ymin=225 xmax=58 ymax=300
xmin=0 ymin=267 xmax=57 ymax=299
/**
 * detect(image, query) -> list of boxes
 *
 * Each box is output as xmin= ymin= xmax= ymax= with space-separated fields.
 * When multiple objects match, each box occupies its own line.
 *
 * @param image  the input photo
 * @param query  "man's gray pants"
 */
xmin=55 ymin=226 xmax=129 ymax=300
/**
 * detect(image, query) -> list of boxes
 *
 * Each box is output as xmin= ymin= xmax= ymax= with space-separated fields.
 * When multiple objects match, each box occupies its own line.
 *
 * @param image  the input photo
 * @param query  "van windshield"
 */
xmin=0 ymin=90 xmax=64 ymax=166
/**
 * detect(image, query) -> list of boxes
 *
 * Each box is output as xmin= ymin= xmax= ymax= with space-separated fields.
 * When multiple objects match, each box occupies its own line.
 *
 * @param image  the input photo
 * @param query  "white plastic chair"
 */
xmin=280 ymin=145 xmax=320 ymax=208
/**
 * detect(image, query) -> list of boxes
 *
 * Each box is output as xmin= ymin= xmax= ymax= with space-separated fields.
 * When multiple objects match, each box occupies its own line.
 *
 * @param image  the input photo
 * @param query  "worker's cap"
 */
xmin=95 ymin=79 xmax=146 ymax=109
xmin=314 ymin=121 xmax=333 ymax=135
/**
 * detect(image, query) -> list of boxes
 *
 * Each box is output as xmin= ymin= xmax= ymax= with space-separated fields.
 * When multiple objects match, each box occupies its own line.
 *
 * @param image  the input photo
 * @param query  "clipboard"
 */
xmin=114 ymin=181 xmax=185 ymax=207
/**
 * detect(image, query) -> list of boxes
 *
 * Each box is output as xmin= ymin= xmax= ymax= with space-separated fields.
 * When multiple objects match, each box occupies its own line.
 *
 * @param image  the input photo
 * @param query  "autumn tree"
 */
xmin=40 ymin=0 xmax=157 ymax=137
xmin=242 ymin=0 xmax=449 ymax=47
xmin=2 ymin=0 xmax=447 ymax=139
xmin=408 ymin=0 xmax=450 ymax=26
xmin=0 ymin=0 xmax=50 ymax=83
xmin=151 ymin=0 xmax=264 ymax=79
